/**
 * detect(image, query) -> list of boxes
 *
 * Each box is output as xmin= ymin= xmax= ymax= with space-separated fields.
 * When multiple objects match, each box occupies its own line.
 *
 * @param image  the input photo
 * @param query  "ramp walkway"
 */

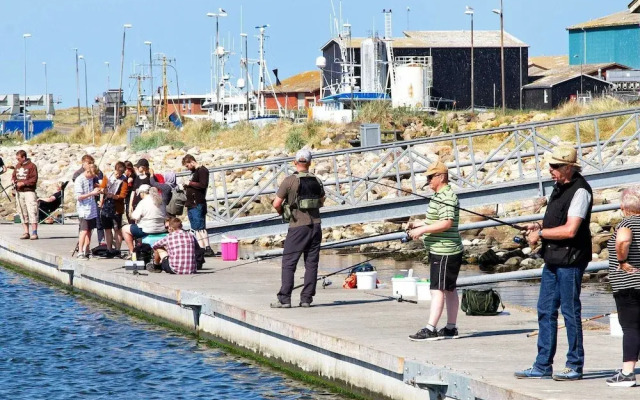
xmin=195 ymin=108 xmax=640 ymax=241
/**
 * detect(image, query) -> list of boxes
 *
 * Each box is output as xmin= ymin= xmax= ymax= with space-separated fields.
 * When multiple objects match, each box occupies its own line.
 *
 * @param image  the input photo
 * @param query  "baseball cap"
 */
xmin=136 ymin=184 xmax=151 ymax=195
xmin=295 ymin=149 xmax=312 ymax=163
xmin=426 ymin=161 xmax=448 ymax=176
xmin=134 ymin=158 xmax=150 ymax=168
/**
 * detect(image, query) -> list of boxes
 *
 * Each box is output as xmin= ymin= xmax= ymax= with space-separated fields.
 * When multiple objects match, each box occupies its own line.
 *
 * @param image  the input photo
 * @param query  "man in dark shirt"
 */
xmin=181 ymin=154 xmax=213 ymax=257
xmin=38 ymin=181 xmax=68 ymax=223
xmin=0 ymin=156 xmax=6 ymax=175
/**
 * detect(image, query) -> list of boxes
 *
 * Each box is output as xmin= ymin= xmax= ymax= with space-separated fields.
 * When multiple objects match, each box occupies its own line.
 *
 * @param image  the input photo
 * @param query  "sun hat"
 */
xmin=547 ymin=146 xmax=579 ymax=166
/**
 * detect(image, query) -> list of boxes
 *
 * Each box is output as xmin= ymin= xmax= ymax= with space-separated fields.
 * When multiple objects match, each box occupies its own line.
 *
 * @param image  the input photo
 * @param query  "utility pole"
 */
xmin=23 ymin=33 xmax=31 ymax=139
xmin=74 ymin=48 xmax=80 ymax=124
xmin=115 ymin=24 xmax=132 ymax=130
xmin=493 ymin=0 xmax=506 ymax=113
xmin=465 ymin=6 xmax=475 ymax=113
xmin=145 ymin=41 xmax=154 ymax=129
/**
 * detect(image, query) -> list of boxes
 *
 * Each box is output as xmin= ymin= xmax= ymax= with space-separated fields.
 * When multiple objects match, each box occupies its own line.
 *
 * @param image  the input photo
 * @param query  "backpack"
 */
xmin=282 ymin=172 xmax=323 ymax=223
xmin=166 ymin=187 xmax=187 ymax=216
xmin=460 ymin=289 xmax=505 ymax=316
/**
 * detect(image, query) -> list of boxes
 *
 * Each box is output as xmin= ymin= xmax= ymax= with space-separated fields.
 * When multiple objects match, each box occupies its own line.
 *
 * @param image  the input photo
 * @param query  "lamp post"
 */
xmin=573 ymin=55 xmax=584 ymax=95
xmin=73 ymin=48 xmax=81 ymax=124
xmin=465 ymin=6 xmax=474 ymax=113
xmin=42 ymin=62 xmax=48 ymax=117
xmin=114 ymin=23 xmax=132 ymax=131
xmin=105 ymin=61 xmax=110 ymax=89
xmin=23 ymin=33 xmax=31 ymax=139
xmin=241 ymin=33 xmax=249 ymax=121
xmin=144 ymin=41 xmax=154 ymax=129
xmin=207 ymin=9 xmax=228 ymax=116
xmin=493 ymin=1 xmax=505 ymax=113
xmin=78 ymin=55 xmax=95 ymax=144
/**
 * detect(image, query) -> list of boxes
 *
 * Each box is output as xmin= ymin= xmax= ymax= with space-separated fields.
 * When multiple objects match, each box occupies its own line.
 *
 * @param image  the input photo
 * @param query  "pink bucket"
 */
xmin=221 ymin=236 xmax=239 ymax=261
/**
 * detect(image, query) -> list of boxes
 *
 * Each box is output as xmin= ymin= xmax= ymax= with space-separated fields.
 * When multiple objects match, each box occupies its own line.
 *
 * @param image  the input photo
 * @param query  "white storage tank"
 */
xmin=360 ymin=38 xmax=387 ymax=94
xmin=392 ymin=63 xmax=428 ymax=108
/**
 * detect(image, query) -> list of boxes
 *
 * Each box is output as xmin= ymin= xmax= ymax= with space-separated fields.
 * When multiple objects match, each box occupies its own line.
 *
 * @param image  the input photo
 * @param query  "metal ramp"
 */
xmin=198 ymin=108 xmax=640 ymax=241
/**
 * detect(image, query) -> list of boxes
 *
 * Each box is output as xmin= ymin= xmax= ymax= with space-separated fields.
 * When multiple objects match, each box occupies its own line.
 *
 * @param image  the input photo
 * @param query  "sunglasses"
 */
xmin=427 ymin=173 xmax=442 ymax=182
xmin=549 ymin=163 xmax=567 ymax=170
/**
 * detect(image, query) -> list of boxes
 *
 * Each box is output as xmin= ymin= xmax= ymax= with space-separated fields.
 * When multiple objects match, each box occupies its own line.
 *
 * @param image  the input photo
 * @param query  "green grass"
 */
xmin=131 ymin=130 xmax=185 ymax=151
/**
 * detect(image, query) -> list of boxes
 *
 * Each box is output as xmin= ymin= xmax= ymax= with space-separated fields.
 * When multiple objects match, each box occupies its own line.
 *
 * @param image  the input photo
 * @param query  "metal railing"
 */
xmin=194 ymin=108 xmax=640 ymax=228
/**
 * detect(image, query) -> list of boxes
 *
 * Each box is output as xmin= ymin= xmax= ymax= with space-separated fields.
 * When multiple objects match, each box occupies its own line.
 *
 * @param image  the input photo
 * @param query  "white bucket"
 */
xmin=610 ymin=313 xmax=623 ymax=337
xmin=356 ymin=271 xmax=377 ymax=290
xmin=416 ymin=281 xmax=431 ymax=301
xmin=392 ymin=277 xmax=417 ymax=297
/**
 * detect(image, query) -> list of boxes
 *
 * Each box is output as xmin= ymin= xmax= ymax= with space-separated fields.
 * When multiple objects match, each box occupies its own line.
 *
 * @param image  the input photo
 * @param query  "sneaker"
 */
xmin=606 ymin=370 xmax=636 ymax=387
xmin=552 ymin=367 xmax=583 ymax=381
xmin=299 ymin=302 xmax=312 ymax=308
xmin=19 ymin=233 xmax=30 ymax=240
xmin=122 ymin=253 xmax=132 ymax=261
xmin=76 ymin=254 xmax=89 ymax=261
xmin=204 ymin=247 xmax=215 ymax=257
xmin=437 ymin=327 xmax=459 ymax=339
xmin=514 ymin=366 xmax=552 ymax=379
xmin=270 ymin=301 xmax=291 ymax=309
xmin=408 ymin=327 xmax=439 ymax=342
xmin=146 ymin=262 xmax=161 ymax=273
xmin=30 ymin=234 xmax=39 ymax=240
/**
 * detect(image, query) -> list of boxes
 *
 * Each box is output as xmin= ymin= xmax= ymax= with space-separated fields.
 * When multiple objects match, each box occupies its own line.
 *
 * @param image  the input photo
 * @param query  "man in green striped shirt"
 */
xmin=407 ymin=160 xmax=464 ymax=341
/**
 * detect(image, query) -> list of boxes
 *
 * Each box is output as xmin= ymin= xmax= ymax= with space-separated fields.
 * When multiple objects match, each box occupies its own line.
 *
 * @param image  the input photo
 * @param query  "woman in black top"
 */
xmin=606 ymin=186 xmax=640 ymax=387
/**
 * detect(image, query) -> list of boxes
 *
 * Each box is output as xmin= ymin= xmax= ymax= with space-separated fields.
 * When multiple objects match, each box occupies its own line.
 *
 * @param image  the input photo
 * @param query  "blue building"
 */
xmin=568 ymin=1 xmax=640 ymax=69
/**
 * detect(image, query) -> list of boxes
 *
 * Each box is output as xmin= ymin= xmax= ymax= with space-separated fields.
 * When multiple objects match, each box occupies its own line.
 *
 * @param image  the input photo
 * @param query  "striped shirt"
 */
xmin=422 ymin=184 xmax=463 ymax=255
xmin=74 ymin=174 xmax=97 ymax=220
xmin=608 ymin=215 xmax=640 ymax=292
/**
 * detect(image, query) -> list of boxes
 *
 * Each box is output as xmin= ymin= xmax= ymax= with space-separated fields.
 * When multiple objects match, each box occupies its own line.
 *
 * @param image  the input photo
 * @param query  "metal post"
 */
xmin=145 ymin=41 xmax=154 ymax=129
xmin=493 ymin=1 xmax=505 ymax=112
xmin=465 ymin=7 xmax=474 ymax=113
xmin=105 ymin=61 xmax=110 ymax=89
xmin=42 ymin=62 xmax=48 ymax=117
xmin=74 ymin=48 xmax=80 ymax=125
xmin=115 ymin=24 xmax=132 ymax=131
xmin=242 ymin=33 xmax=250 ymax=121
xmin=23 ymin=33 xmax=31 ymax=140
xmin=79 ymin=55 xmax=92 ymax=144
xmin=207 ymin=10 xmax=227 ymax=118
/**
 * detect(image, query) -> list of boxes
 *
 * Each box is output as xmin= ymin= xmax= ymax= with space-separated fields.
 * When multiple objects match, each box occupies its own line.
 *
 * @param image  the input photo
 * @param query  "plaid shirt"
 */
xmin=152 ymin=230 xmax=197 ymax=274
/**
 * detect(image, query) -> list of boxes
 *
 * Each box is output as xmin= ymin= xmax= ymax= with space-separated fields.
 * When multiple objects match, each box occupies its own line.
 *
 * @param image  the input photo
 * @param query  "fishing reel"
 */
xmin=401 ymin=230 xmax=413 ymax=243
xmin=321 ymin=277 xmax=332 ymax=289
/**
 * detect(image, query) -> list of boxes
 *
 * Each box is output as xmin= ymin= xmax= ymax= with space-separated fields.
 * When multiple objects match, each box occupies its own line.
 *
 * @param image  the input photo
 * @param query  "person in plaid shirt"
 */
xmin=148 ymin=217 xmax=198 ymax=274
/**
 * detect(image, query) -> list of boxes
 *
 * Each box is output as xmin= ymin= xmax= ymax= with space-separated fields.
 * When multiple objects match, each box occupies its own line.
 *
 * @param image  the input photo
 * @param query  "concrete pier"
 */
xmin=0 ymin=223 xmax=635 ymax=400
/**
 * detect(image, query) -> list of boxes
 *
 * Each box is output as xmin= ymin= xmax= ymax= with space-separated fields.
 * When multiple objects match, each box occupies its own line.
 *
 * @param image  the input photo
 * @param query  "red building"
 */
xmin=157 ymin=94 xmax=209 ymax=116
xmin=264 ymin=71 xmax=321 ymax=111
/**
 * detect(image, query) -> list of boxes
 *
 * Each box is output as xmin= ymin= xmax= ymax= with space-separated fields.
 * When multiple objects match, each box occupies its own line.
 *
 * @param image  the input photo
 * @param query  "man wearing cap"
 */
xmin=515 ymin=145 xmax=593 ymax=381
xmin=181 ymin=154 xmax=214 ymax=257
xmin=407 ymin=160 xmax=463 ymax=341
xmin=271 ymin=149 xmax=325 ymax=308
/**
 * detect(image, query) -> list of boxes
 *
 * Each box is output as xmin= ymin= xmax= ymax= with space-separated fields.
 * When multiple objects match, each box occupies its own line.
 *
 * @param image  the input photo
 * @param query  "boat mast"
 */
xmin=257 ymin=24 xmax=267 ymax=117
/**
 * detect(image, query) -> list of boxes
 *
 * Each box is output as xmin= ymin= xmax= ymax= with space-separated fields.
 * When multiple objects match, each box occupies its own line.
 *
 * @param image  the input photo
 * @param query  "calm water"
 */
xmin=0 ymin=266 xmax=345 ymax=400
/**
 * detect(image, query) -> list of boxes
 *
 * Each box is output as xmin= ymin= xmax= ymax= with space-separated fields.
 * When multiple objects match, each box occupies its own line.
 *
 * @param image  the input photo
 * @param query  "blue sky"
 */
xmin=0 ymin=0 xmax=627 ymax=108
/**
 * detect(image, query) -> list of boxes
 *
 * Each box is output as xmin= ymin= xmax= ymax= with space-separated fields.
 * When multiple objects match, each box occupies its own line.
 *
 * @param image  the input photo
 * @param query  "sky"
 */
xmin=0 ymin=0 xmax=628 ymax=108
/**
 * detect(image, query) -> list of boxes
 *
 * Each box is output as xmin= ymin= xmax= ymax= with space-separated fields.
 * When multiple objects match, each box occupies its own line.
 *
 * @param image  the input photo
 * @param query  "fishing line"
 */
xmin=346 ymin=174 xmax=527 ymax=231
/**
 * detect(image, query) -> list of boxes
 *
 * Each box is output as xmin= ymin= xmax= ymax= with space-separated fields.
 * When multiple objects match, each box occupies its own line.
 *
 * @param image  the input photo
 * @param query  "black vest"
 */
xmin=541 ymin=173 xmax=593 ymax=266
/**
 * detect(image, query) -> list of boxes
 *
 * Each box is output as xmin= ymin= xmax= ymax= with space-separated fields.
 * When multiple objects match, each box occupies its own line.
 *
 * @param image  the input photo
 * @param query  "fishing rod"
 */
xmin=526 ymin=313 xmax=611 ymax=337
xmin=212 ymin=229 xmax=411 ymax=273
xmin=291 ymin=249 xmax=402 ymax=291
xmin=348 ymin=174 xmax=528 ymax=231
xmin=205 ymin=214 xmax=282 ymax=240
xmin=365 ymin=292 xmax=418 ymax=304
xmin=0 ymin=181 xmax=14 ymax=202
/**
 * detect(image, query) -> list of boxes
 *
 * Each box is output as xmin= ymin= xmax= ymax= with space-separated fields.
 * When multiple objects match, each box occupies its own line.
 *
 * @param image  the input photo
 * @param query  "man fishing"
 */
xmin=407 ymin=160 xmax=463 ymax=341
xmin=271 ymin=149 xmax=325 ymax=308
xmin=515 ymin=145 xmax=592 ymax=381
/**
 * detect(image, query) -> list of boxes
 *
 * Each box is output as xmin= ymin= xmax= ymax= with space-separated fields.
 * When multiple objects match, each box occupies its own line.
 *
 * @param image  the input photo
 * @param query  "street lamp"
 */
xmin=144 ymin=41 xmax=155 ymax=129
xmin=241 ymin=33 xmax=249 ymax=121
xmin=42 ymin=62 xmax=48 ymax=117
xmin=23 ymin=33 xmax=31 ymax=140
xmin=105 ymin=61 xmax=110 ymax=89
xmin=465 ymin=6 xmax=474 ymax=113
xmin=573 ymin=55 xmax=584 ymax=94
xmin=493 ymin=1 xmax=505 ymax=113
xmin=114 ymin=23 xmax=132 ymax=130
xmin=78 ymin=55 xmax=95 ymax=144
xmin=207 ymin=9 xmax=228 ymax=115
xmin=74 ymin=48 xmax=81 ymax=124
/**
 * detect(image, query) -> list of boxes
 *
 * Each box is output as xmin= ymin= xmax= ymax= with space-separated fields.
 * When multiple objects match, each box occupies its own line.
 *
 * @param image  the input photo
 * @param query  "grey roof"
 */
xmin=529 ymin=63 xmax=631 ymax=79
xmin=320 ymin=30 xmax=528 ymax=51
xmin=523 ymin=72 xmax=611 ymax=89
xmin=567 ymin=9 xmax=640 ymax=30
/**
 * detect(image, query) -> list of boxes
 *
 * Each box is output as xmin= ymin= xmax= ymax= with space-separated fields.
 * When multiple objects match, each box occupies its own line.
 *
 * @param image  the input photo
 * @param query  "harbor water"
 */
xmin=0 ymin=265 xmax=346 ymax=400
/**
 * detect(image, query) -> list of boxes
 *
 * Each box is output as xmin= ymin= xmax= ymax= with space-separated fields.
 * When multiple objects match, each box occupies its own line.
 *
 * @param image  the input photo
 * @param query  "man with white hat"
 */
xmin=407 ymin=160 xmax=463 ymax=341
xmin=515 ymin=145 xmax=593 ymax=381
xmin=271 ymin=149 xmax=325 ymax=308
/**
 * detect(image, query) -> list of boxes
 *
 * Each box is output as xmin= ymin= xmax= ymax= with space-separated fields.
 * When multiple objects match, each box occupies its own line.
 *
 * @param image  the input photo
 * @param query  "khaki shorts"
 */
xmin=16 ymin=191 xmax=38 ymax=224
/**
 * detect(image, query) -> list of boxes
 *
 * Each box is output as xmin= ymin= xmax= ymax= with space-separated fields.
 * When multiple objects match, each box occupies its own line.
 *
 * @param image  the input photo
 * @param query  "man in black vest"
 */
xmin=271 ymin=149 xmax=325 ymax=308
xmin=515 ymin=146 xmax=593 ymax=381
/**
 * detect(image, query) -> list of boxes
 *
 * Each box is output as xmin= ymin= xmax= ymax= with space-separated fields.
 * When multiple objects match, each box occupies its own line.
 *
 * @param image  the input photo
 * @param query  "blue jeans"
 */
xmin=534 ymin=264 xmax=587 ymax=373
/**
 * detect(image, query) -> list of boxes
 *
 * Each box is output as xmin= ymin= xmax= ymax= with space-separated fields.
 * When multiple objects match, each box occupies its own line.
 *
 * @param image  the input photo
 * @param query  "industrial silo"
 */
xmin=392 ymin=56 xmax=432 ymax=109
xmin=360 ymin=38 xmax=388 ymax=95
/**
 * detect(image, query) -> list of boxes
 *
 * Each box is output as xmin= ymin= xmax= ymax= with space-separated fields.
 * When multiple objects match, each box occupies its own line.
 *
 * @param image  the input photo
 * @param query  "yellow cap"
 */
xmin=426 ymin=161 xmax=448 ymax=176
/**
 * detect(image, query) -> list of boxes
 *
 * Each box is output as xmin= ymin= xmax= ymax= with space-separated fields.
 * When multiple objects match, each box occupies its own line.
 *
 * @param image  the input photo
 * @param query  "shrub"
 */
xmin=285 ymin=126 xmax=306 ymax=152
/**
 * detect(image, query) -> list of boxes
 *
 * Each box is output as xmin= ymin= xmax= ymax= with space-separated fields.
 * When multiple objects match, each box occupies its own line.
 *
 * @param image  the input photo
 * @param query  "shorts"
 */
xmin=429 ymin=252 xmax=463 ymax=291
xmin=79 ymin=217 xmax=97 ymax=231
xmin=101 ymin=214 xmax=123 ymax=230
xmin=16 ymin=191 xmax=38 ymax=224
xmin=129 ymin=224 xmax=148 ymax=239
xmin=187 ymin=203 xmax=207 ymax=231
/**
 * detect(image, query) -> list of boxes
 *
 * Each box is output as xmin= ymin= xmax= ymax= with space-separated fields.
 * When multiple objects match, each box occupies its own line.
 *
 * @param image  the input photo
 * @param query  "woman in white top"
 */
xmin=122 ymin=184 xmax=166 ymax=258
